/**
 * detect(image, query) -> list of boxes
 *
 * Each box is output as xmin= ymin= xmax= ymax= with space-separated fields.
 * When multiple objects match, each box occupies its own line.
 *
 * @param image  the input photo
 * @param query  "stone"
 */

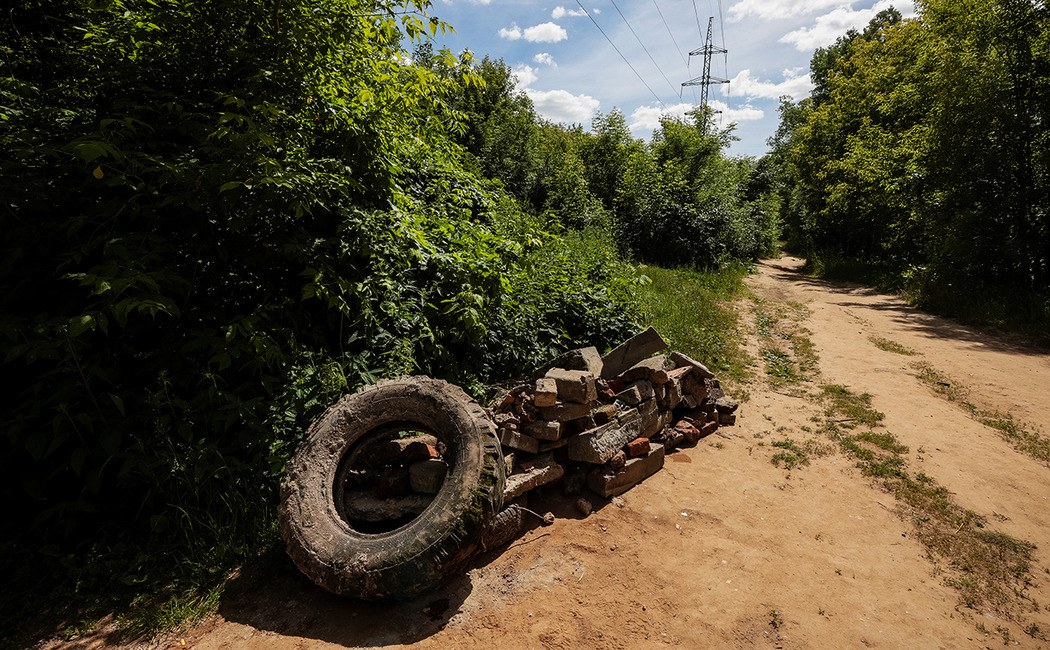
xmin=587 ymin=444 xmax=666 ymax=497
xmin=538 ymin=401 xmax=592 ymax=422
xmin=718 ymin=412 xmax=737 ymax=426
xmin=663 ymin=377 xmax=683 ymax=410
xmin=615 ymin=380 xmax=654 ymax=406
xmin=682 ymin=373 xmax=709 ymax=403
xmin=341 ymin=489 xmax=431 ymax=522
xmin=681 ymin=394 xmax=698 ymax=409
xmin=655 ymin=427 xmax=685 ymax=451
xmin=576 ymin=498 xmax=593 ymax=516
xmin=364 ymin=434 xmax=439 ymax=468
xmin=375 ymin=466 xmax=410 ymax=498
xmin=398 ymin=441 xmax=439 ymax=465
xmin=545 ymin=368 xmax=598 ymax=404
xmin=640 ymin=398 xmax=662 ymax=437
xmin=626 ymin=437 xmax=651 ymax=457
xmin=567 ymin=408 xmax=643 ymax=464
xmin=653 ymin=382 xmax=666 ymax=405
xmin=523 ymin=418 xmax=562 ymax=441
xmin=533 ymin=346 xmax=604 ymax=379
xmin=699 ymin=420 xmax=719 ymax=438
xmin=563 ymin=468 xmax=586 ymax=496
xmin=705 ymin=377 xmax=726 ymax=401
xmin=498 ymin=428 xmax=540 ymax=454
xmin=593 ymin=404 xmax=618 ymax=425
xmin=675 ymin=420 xmax=702 ymax=444
xmin=504 ymin=451 xmax=516 ymax=476
xmin=409 ymin=459 xmax=447 ymax=494
xmin=600 ymin=327 xmax=669 ymax=379
xmin=608 ymin=450 xmax=627 ymax=469
xmin=714 ymin=396 xmax=739 ymax=413
xmin=504 ymin=453 xmax=565 ymax=500
xmin=669 ymin=351 xmax=715 ymax=379
xmin=538 ymin=437 xmax=570 ymax=453
xmin=533 ymin=378 xmax=558 ymax=407
xmin=620 ymin=354 xmax=670 ymax=384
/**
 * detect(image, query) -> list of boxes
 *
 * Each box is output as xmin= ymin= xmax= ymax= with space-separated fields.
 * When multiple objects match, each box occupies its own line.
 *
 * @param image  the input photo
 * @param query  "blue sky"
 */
xmin=423 ymin=0 xmax=916 ymax=157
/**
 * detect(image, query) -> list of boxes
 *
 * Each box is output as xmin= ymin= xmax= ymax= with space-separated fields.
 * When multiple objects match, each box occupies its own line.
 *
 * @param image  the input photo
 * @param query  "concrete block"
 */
xmin=499 ymin=428 xmax=540 ymax=453
xmin=545 ymin=368 xmax=598 ymax=404
xmin=615 ymin=380 xmax=654 ymax=406
xmin=538 ymin=401 xmax=592 ymax=422
xmin=587 ymin=444 xmax=666 ymax=497
xmin=504 ymin=453 xmax=565 ymax=500
xmin=718 ymin=412 xmax=737 ymax=426
xmin=620 ymin=354 xmax=670 ymax=384
xmin=523 ymin=418 xmax=562 ymax=441
xmin=533 ymin=346 xmax=604 ymax=378
xmin=600 ymin=327 xmax=668 ymax=379
xmin=669 ymin=351 xmax=715 ymax=379
xmin=533 ymin=377 xmax=558 ymax=407
xmin=567 ymin=409 xmax=643 ymax=464
xmin=409 ymin=459 xmax=447 ymax=494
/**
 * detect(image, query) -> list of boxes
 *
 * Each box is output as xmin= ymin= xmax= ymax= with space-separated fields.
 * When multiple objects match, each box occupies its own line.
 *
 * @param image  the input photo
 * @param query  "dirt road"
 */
xmin=58 ymin=256 xmax=1050 ymax=649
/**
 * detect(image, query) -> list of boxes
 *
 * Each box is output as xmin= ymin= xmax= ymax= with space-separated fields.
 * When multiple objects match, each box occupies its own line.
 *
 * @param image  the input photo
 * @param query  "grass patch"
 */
xmin=631 ymin=263 xmax=752 ymax=382
xmin=868 ymin=336 xmax=918 ymax=356
xmin=913 ymin=362 xmax=1050 ymax=464
xmin=770 ymin=439 xmax=809 ymax=469
xmin=750 ymin=297 xmax=818 ymax=389
xmin=815 ymin=383 xmax=1039 ymax=620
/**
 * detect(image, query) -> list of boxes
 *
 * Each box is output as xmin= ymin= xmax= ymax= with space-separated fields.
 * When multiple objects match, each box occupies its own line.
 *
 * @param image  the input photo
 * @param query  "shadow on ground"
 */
xmin=757 ymin=258 xmax=1047 ymax=358
xmin=216 ymin=486 xmax=617 ymax=646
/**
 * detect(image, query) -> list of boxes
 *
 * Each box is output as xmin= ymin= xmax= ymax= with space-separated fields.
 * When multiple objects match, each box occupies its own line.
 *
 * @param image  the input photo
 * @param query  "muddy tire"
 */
xmin=278 ymin=376 xmax=505 ymax=600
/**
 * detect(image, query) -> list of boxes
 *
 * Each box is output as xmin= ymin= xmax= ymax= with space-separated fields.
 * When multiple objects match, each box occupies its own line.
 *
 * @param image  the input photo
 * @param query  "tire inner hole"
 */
xmin=333 ymin=422 xmax=451 ymax=534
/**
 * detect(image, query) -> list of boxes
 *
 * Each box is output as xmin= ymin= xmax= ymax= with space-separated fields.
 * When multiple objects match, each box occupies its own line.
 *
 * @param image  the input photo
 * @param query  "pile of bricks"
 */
xmin=492 ymin=327 xmax=738 ymax=505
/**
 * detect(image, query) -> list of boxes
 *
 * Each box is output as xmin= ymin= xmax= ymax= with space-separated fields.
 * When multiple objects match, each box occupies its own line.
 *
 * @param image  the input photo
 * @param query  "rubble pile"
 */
xmin=493 ymin=327 xmax=739 ymax=504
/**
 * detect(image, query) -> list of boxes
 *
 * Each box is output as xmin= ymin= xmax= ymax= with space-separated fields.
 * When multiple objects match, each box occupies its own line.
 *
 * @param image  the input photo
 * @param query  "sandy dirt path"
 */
xmin=53 ymin=255 xmax=1050 ymax=649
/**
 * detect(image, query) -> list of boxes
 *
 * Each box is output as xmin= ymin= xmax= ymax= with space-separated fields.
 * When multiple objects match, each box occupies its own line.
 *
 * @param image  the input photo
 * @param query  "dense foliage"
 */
xmin=0 ymin=0 xmax=639 ymax=627
xmin=769 ymin=2 xmax=1049 ymax=329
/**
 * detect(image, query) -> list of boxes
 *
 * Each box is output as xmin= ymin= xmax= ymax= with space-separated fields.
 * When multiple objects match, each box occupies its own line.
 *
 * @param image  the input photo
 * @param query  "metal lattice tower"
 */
xmin=682 ymin=17 xmax=729 ymax=117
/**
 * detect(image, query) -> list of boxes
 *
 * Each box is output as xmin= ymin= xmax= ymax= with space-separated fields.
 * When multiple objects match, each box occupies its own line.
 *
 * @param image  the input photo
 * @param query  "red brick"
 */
xmin=398 ymin=441 xmax=438 ymax=465
xmin=625 ymin=437 xmax=651 ymax=457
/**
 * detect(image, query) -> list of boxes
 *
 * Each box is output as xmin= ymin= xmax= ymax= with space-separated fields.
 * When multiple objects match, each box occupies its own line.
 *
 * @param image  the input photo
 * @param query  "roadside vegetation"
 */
xmin=0 ymin=0 xmax=779 ymax=642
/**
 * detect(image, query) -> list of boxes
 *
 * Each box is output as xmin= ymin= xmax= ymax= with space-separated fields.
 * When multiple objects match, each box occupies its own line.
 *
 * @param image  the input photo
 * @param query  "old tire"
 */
xmin=278 ymin=376 xmax=505 ymax=600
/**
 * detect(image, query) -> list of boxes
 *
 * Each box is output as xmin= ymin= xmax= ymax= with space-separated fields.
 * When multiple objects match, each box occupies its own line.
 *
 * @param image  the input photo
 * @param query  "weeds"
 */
xmin=751 ymin=297 xmax=818 ymax=389
xmin=913 ymin=362 xmax=1050 ymax=464
xmin=868 ymin=336 xmax=918 ymax=356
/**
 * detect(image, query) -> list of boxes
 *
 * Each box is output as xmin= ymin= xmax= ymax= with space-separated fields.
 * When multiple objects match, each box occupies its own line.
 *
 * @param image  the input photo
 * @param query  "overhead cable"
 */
xmin=608 ymin=0 xmax=682 ymax=99
xmin=574 ymin=0 xmax=667 ymax=108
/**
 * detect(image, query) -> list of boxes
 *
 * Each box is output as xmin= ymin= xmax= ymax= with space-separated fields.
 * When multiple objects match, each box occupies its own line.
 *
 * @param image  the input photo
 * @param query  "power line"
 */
xmin=609 ymin=0 xmax=682 ymax=99
xmin=575 ymin=0 xmax=667 ymax=108
xmin=652 ymin=0 xmax=688 ymax=67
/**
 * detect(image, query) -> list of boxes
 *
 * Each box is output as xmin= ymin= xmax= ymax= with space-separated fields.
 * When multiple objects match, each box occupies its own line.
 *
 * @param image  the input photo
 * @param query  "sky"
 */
xmin=423 ymin=0 xmax=916 ymax=157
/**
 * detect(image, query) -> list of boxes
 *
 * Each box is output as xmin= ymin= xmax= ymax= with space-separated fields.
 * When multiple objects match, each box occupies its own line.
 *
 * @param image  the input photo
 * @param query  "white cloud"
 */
xmin=523 ymin=22 xmax=568 ymax=43
xmin=709 ymin=100 xmax=764 ymax=122
xmin=629 ymin=101 xmax=763 ymax=133
xmin=513 ymin=64 xmax=539 ymax=88
xmin=726 ymin=69 xmax=814 ymax=101
xmin=533 ymin=52 xmax=556 ymax=67
xmin=628 ymin=103 xmax=695 ymax=133
xmin=552 ymin=6 xmax=587 ymax=19
xmin=498 ymin=25 xmax=522 ymax=40
xmin=779 ymin=1 xmax=916 ymax=51
xmin=592 ymin=7 xmax=601 ymax=14
xmin=526 ymin=89 xmax=599 ymax=124
xmin=728 ymin=0 xmax=844 ymax=22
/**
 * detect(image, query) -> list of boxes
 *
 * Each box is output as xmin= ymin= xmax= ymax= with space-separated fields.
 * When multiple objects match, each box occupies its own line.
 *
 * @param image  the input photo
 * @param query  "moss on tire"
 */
xmin=278 ymin=376 xmax=505 ymax=600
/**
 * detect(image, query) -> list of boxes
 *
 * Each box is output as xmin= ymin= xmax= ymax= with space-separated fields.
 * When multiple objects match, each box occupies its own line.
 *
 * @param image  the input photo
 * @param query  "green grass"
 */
xmin=750 ymin=297 xmax=818 ymax=389
xmin=631 ymin=262 xmax=752 ymax=381
xmin=868 ymin=336 xmax=918 ymax=356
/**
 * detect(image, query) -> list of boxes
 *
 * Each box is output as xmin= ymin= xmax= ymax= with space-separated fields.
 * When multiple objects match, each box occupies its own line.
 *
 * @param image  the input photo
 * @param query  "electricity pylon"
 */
xmin=682 ymin=17 xmax=729 ymax=120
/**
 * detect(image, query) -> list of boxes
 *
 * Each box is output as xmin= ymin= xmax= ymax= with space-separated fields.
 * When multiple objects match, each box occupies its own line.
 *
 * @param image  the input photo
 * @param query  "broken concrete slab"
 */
xmin=533 ymin=346 xmax=604 ymax=379
xmin=498 ymin=428 xmax=540 ymax=454
xmin=545 ymin=368 xmax=598 ymax=404
xmin=669 ymin=351 xmax=715 ymax=379
xmin=533 ymin=377 xmax=558 ymax=407
xmin=615 ymin=380 xmax=655 ymax=406
xmin=538 ymin=401 xmax=593 ymax=422
xmin=409 ymin=459 xmax=447 ymax=494
xmin=341 ymin=489 xmax=431 ymax=522
xmin=504 ymin=453 xmax=565 ymax=500
xmin=620 ymin=354 xmax=670 ymax=384
xmin=600 ymin=326 xmax=668 ymax=379
xmin=567 ymin=408 xmax=643 ymax=464
xmin=587 ymin=443 xmax=666 ymax=497
xmin=523 ymin=418 xmax=562 ymax=441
